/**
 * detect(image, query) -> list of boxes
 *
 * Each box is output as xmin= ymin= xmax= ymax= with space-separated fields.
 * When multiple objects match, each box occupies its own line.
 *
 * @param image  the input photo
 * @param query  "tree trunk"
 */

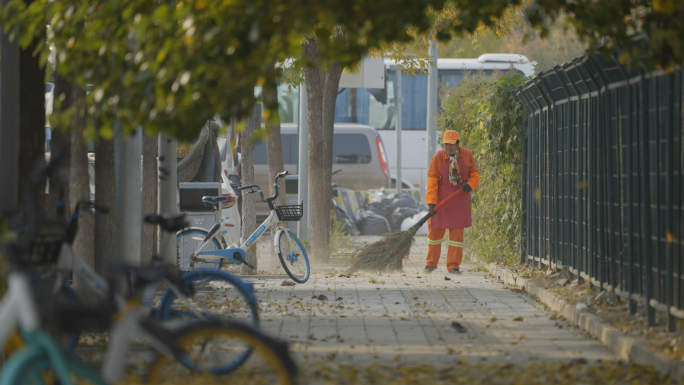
xmin=240 ymin=106 xmax=258 ymax=275
xmin=302 ymin=37 xmax=344 ymax=263
xmin=68 ymin=85 xmax=93 ymax=293
xmin=264 ymin=83 xmax=287 ymax=210
xmin=141 ymin=133 xmax=158 ymax=266
xmin=302 ymin=38 xmax=325 ymax=263
xmin=48 ymin=74 xmax=72 ymax=219
xmin=94 ymin=138 xmax=118 ymax=281
xmin=18 ymin=34 xmax=45 ymax=213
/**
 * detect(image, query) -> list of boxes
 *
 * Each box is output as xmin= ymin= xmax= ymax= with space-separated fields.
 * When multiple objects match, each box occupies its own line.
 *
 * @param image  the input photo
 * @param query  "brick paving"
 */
xmin=246 ymin=235 xmax=615 ymax=365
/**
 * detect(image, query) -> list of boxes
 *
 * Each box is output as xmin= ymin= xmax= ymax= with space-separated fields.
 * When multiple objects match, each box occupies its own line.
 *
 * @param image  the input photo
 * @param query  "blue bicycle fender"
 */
xmin=198 ymin=247 xmax=246 ymax=265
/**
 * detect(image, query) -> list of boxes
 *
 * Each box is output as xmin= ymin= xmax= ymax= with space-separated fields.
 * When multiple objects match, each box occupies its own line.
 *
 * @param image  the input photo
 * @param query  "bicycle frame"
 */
xmin=192 ymin=172 xmax=300 ymax=268
xmin=195 ymin=209 xmax=287 ymax=265
xmin=55 ymin=243 xmax=119 ymax=303
xmin=101 ymin=284 xmax=178 ymax=383
xmin=0 ymin=274 xmax=41 ymax=350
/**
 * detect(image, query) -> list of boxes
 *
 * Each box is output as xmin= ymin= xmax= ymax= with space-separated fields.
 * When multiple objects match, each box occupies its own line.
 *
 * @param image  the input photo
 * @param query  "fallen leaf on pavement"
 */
xmin=513 ymin=316 xmax=525 ymax=321
xmin=281 ymin=280 xmax=296 ymax=286
xmin=451 ymin=322 xmax=467 ymax=333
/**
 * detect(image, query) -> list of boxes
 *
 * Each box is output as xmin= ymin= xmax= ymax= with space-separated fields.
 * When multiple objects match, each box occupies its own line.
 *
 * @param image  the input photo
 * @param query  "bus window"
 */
xmin=278 ymin=85 xmax=299 ymax=124
xmin=334 ymin=71 xmax=428 ymax=131
xmin=439 ymin=70 xmax=466 ymax=87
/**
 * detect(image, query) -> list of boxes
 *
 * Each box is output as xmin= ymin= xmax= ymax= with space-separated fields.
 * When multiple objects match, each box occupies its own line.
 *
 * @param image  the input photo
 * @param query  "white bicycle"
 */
xmin=176 ymin=171 xmax=310 ymax=283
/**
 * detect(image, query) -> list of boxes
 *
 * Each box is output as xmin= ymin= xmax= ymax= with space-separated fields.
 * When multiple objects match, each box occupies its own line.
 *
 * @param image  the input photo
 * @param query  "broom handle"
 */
xmin=410 ymin=190 xmax=466 ymax=232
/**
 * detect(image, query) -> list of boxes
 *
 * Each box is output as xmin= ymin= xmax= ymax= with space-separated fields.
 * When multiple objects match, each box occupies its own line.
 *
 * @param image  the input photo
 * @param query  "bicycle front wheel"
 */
xmin=157 ymin=270 xmax=259 ymax=327
xmin=275 ymin=230 xmax=310 ymax=283
xmin=147 ymin=320 xmax=297 ymax=384
xmin=177 ymin=229 xmax=223 ymax=271
xmin=0 ymin=344 xmax=106 ymax=385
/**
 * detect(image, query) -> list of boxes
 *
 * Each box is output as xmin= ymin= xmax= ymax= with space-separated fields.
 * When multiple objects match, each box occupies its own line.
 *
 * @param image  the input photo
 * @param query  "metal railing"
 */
xmin=513 ymin=54 xmax=683 ymax=329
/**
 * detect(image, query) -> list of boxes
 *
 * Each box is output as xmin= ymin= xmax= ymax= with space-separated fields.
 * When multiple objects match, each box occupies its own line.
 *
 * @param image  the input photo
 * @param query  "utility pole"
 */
xmin=392 ymin=65 xmax=403 ymax=194
xmin=158 ymin=133 xmax=179 ymax=264
xmin=297 ymin=84 xmax=310 ymax=241
xmin=0 ymin=3 xmax=20 ymax=213
xmin=425 ymin=39 xmax=439 ymax=195
xmin=116 ymin=127 xmax=143 ymax=268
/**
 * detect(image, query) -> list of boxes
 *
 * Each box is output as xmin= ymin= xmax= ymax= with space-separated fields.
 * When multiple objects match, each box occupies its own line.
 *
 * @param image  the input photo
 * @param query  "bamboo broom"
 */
xmin=346 ymin=190 xmax=466 ymax=273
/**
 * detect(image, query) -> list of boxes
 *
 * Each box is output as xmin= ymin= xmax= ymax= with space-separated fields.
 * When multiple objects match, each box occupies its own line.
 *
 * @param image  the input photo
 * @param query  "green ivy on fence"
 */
xmin=437 ymin=70 xmax=528 ymax=264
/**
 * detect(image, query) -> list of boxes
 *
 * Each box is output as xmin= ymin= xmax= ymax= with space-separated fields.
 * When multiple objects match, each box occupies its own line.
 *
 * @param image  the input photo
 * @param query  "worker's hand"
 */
xmin=461 ymin=184 xmax=472 ymax=193
xmin=428 ymin=204 xmax=435 ymax=213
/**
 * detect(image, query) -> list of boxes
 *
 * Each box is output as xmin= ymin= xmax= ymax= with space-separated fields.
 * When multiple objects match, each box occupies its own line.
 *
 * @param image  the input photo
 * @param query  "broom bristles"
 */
xmin=345 ymin=228 xmax=417 ymax=274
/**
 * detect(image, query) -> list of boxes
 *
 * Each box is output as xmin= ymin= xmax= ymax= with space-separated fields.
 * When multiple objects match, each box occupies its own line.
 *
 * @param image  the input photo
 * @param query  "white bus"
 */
xmin=276 ymin=53 xmax=536 ymax=191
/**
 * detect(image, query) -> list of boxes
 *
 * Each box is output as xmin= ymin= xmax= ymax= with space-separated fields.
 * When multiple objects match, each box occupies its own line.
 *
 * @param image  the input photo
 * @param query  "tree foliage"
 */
xmin=527 ymin=0 xmax=684 ymax=69
xmin=0 ymin=0 xmax=450 ymax=141
xmin=501 ymin=22 xmax=587 ymax=73
xmin=2 ymin=0 xmax=682 ymax=143
xmin=437 ymin=70 xmax=527 ymax=263
xmin=0 ymin=0 xmax=541 ymax=142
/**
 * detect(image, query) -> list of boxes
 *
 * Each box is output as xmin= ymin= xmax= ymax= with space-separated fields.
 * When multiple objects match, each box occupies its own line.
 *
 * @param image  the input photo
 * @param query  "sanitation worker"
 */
xmin=424 ymin=130 xmax=479 ymax=274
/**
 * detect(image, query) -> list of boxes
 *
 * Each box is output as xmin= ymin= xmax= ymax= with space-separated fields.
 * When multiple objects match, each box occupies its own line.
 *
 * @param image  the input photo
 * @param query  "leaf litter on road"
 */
xmin=118 ymin=361 xmax=676 ymax=384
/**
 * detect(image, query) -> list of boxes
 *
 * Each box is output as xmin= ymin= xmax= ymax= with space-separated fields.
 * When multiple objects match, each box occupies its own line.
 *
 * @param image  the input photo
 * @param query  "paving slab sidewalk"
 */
xmin=244 ymin=235 xmax=615 ymax=365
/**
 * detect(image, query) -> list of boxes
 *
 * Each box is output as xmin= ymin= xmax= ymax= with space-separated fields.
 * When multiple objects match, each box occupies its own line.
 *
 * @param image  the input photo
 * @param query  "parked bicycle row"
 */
xmin=0 ymin=151 xmax=304 ymax=384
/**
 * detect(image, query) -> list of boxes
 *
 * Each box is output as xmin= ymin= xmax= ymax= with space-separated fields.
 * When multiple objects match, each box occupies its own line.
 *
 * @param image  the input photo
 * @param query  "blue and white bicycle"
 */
xmin=176 ymin=171 xmax=310 ymax=284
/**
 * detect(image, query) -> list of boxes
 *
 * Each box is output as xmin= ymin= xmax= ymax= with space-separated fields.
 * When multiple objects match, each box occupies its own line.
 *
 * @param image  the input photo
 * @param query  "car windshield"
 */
xmin=253 ymin=133 xmax=371 ymax=165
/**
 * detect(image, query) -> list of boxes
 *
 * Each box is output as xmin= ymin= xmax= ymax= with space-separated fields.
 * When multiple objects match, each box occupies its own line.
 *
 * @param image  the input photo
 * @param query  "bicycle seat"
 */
xmin=144 ymin=214 xmax=188 ymax=233
xmin=202 ymin=196 xmax=228 ymax=207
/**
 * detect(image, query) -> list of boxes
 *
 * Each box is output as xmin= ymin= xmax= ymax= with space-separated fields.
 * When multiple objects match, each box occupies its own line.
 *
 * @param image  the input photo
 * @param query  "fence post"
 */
xmin=518 ymin=87 xmax=530 ymax=264
xmin=613 ymin=64 xmax=638 ymax=315
xmin=665 ymin=73 xmax=677 ymax=331
xmin=673 ymin=73 xmax=683 ymax=322
xmin=639 ymin=69 xmax=656 ymax=326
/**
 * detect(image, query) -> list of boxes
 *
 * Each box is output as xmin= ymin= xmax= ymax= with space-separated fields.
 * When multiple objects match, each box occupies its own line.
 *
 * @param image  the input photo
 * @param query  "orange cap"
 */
xmin=442 ymin=130 xmax=460 ymax=144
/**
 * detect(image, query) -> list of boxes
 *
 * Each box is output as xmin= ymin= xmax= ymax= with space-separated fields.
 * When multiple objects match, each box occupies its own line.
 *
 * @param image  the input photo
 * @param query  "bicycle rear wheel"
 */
xmin=147 ymin=320 xmax=297 ymax=384
xmin=0 ymin=344 xmax=106 ymax=385
xmin=177 ymin=229 xmax=223 ymax=271
xmin=275 ymin=230 xmax=310 ymax=283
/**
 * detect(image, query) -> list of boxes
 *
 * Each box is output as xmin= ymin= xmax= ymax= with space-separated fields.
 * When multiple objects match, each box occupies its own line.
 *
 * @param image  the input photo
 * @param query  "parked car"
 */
xmin=246 ymin=123 xmax=390 ymax=220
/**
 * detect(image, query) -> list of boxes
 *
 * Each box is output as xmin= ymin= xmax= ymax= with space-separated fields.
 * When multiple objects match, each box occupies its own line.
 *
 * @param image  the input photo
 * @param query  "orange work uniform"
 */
xmin=425 ymin=147 xmax=480 ymax=270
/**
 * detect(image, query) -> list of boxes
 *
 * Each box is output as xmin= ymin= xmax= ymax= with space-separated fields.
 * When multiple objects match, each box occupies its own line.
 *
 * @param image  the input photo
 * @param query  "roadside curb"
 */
xmin=486 ymin=263 xmax=684 ymax=384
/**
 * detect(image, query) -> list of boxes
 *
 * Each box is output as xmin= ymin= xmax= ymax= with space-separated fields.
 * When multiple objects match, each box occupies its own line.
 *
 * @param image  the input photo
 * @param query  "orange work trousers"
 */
xmin=425 ymin=228 xmax=464 ymax=271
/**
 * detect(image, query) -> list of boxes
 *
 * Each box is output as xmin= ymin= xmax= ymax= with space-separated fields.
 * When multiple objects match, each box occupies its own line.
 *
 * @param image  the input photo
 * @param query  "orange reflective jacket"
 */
xmin=426 ymin=147 xmax=480 ymax=206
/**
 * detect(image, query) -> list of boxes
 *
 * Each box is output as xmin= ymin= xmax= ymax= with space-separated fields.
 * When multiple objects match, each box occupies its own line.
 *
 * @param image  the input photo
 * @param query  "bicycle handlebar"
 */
xmin=236 ymin=171 xmax=291 ymax=204
xmin=74 ymin=200 xmax=110 ymax=215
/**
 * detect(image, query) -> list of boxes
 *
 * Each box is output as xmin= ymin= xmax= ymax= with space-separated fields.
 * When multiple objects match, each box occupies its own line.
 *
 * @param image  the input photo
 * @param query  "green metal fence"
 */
xmin=513 ymin=55 xmax=683 ymax=330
